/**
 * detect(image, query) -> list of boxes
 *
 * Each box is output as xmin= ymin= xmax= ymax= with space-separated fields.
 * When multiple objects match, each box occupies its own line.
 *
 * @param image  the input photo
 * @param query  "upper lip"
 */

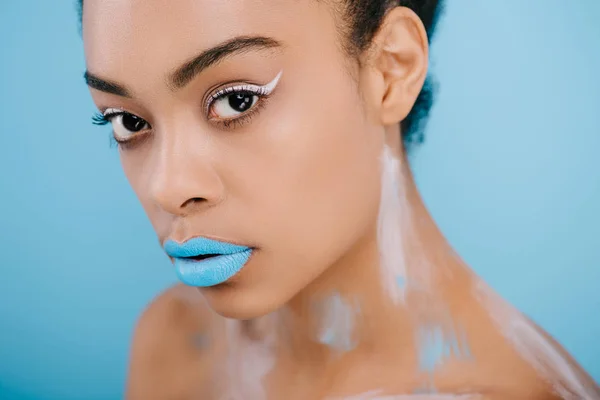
xmin=164 ymin=236 xmax=250 ymax=259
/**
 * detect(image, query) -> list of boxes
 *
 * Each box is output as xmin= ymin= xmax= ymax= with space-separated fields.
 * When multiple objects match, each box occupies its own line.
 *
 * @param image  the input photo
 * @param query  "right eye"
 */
xmin=102 ymin=108 xmax=151 ymax=142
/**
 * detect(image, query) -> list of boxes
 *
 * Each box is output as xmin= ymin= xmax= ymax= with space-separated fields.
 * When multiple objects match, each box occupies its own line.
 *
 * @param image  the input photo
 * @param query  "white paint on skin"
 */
xmin=474 ymin=281 xmax=600 ymax=400
xmin=376 ymin=146 xmax=440 ymax=305
xmin=376 ymin=145 xmax=476 ymax=393
xmin=222 ymin=318 xmax=276 ymax=400
xmin=417 ymin=321 xmax=471 ymax=374
xmin=375 ymin=146 xmax=598 ymax=399
xmin=317 ymin=292 xmax=359 ymax=352
xmin=377 ymin=145 xmax=412 ymax=305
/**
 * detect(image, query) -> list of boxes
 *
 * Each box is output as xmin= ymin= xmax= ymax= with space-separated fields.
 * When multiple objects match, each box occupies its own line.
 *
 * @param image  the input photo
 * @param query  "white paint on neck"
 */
xmin=376 ymin=145 xmax=440 ymax=307
xmin=377 ymin=145 xmax=412 ymax=304
xmin=223 ymin=318 xmax=276 ymax=400
xmin=317 ymin=292 xmax=359 ymax=352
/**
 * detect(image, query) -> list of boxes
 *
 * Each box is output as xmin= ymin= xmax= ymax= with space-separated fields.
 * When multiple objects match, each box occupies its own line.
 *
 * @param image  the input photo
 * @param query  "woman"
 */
xmin=80 ymin=0 xmax=599 ymax=399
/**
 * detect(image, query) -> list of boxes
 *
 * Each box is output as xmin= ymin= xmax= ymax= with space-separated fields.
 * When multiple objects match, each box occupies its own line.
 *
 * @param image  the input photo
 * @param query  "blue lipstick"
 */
xmin=164 ymin=237 xmax=252 ymax=287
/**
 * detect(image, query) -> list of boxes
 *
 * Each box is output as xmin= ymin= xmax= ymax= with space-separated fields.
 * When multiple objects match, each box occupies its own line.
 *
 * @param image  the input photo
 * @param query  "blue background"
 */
xmin=1 ymin=0 xmax=599 ymax=399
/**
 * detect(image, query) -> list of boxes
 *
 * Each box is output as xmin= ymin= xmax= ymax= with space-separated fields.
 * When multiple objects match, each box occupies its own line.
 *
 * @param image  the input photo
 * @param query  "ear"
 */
xmin=360 ymin=7 xmax=429 ymax=126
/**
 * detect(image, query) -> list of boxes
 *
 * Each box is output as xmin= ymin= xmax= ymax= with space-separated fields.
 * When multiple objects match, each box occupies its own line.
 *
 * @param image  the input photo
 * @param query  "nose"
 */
xmin=149 ymin=134 xmax=225 ymax=216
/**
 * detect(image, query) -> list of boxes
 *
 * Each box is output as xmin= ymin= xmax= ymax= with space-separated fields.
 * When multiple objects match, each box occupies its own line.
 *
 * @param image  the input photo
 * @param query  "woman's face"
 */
xmin=84 ymin=0 xmax=386 ymax=318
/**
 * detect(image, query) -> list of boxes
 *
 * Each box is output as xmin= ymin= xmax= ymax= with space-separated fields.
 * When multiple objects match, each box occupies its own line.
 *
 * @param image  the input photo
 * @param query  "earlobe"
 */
xmin=370 ymin=7 xmax=429 ymax=126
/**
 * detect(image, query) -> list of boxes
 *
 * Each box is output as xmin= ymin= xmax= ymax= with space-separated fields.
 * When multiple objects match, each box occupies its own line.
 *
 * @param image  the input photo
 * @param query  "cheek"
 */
xmin=120 ymin=152 xmax=142 ymax=197
xmin=119 ymin=150 xmax=168 ymax=234
xmin=244 ymin=74 xmax=384 ymax=266
xmin=283 ymin=120 xmax=382 ymax=263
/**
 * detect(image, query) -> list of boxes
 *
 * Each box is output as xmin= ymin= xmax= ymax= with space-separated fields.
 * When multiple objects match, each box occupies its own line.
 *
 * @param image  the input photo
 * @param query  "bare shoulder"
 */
xmin=125 ymin=284 xmax=222 ymax=400
xmin=441 ymin=296 xmax=600 ymax=400
xmin=523 ymin=316 xmax=600 ymax=398
xmin=133 ymin=283 xmax=215 ymax=336
xmin=480 ymin=316 xmax=600 ymax=399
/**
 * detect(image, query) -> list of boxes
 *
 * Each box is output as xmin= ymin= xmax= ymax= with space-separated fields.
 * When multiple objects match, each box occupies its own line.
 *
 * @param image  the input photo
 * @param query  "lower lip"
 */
xmin=174 ymin=249 xmax=253 ymax=287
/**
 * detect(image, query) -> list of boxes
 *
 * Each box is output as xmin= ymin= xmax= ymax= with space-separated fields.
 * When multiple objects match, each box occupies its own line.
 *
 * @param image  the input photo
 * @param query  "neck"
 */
xmin=268 ymin=143 xmax=476 ymax=374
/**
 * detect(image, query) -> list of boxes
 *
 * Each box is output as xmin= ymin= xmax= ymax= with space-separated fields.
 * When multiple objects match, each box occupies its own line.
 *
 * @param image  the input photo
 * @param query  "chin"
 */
xmin=200 ymin=282 xmax=289 ymax=320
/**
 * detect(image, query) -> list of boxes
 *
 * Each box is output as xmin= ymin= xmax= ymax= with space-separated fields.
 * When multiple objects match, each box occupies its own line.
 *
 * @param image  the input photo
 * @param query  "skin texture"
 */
xmin=82 ymin=0 xmax=600 ymax=399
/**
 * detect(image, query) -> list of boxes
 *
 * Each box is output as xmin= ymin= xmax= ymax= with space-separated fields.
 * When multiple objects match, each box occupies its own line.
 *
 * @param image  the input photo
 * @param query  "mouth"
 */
xmin=164 ymin=237 xmax=253 ymax=287
xmin=186 ymin=254 xmax=220 ymax=261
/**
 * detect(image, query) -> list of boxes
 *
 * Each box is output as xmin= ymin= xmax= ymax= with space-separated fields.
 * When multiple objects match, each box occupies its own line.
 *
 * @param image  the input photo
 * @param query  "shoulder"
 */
xmin=125 ymin=284 xmax=222 ymax=400
xmin=436 ymin=302 xmax=599 ymax=400
xmin=471 ymin=315 xmax=600 ymax=400
xmin=134 ymin=283 xmax=214 ymax=338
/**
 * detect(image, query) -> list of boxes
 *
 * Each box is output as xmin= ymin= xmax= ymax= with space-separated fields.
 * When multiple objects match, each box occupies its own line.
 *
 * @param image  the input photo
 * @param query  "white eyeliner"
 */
xmin=206 ymin=70 xmax=283 ymax=114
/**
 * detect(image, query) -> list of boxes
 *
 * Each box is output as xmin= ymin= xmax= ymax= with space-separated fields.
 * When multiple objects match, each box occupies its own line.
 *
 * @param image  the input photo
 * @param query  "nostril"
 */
xmin=181 ymin=197 xmax=207 ymax=209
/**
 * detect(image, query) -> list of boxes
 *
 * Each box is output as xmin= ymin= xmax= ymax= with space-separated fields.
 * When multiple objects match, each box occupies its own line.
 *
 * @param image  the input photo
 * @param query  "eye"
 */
xmin=205 ymin=71 xmax=283 ymax=125
xmin=211 ymin=91 xmax=259 ymax=119
xmin=103 ymin=108 xmax=150 ymax=142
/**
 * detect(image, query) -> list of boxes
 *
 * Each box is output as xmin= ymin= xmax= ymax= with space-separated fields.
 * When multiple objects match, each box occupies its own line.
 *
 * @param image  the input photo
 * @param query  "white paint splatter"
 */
xmin=376 ymin=145 xmax=472 ymax=391
xmin=317 ymin=292 xmax=359 ymax=352
xmin=376 ymin=145 xmax=411 ymax=304
xmin=417 ymin=322 xmax=471 ymax=374
xmin=376 ymin=146 xmax=440 ymax=305
xmin=222 ymin=318 xmax=276 ymax=400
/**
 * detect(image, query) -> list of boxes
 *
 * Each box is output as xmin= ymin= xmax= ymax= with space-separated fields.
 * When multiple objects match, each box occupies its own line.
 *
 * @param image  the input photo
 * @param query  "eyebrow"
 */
xmin=84 ymin=35 xmax=282 ymax=97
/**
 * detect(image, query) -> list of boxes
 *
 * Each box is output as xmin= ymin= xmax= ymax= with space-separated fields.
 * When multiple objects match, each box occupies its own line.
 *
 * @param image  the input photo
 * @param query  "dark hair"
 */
xmin=77 ymin=0 xmax=443 ymax=148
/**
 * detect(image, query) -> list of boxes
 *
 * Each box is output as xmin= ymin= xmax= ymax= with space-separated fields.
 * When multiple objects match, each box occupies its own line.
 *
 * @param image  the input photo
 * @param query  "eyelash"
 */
xmin=92 ymin=111 xmax=134 ymax=148
xmin=91 ymin=84 xmax=274 ymax=149
xmin=91 ymin=112 xmax=111 ymax=126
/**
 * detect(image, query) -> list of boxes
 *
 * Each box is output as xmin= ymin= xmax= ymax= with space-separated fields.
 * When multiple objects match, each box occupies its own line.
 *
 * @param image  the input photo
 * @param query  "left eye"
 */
xmin=210 ymin=91 xmax=259 ymax=119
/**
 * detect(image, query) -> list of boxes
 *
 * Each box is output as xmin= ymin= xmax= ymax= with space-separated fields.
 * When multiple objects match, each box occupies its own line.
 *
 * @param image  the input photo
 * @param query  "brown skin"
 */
xmin=82 ymin=0 xmax=598 ymax=398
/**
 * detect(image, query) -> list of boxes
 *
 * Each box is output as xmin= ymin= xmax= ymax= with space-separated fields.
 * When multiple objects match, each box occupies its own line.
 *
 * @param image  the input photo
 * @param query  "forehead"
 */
xmin=83 ymin=0 xmax=341 ymax=80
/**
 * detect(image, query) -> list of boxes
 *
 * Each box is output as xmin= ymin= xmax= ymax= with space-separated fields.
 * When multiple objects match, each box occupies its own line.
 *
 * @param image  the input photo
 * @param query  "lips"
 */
xmin=164 ymin=237 xmax=253 ymax=287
